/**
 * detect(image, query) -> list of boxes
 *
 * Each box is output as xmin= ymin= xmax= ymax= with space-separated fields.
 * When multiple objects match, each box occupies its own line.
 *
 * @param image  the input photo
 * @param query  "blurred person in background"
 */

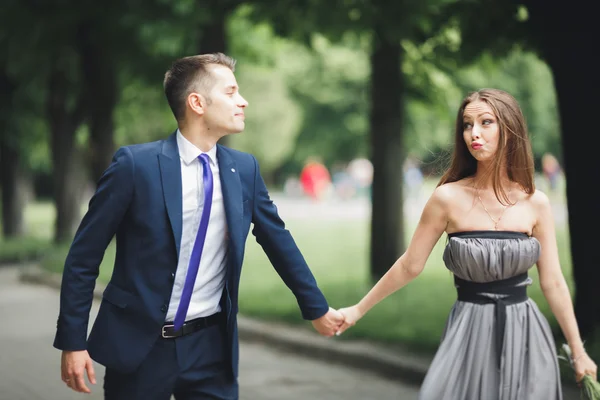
xmin=299 ymin=157 xmax=332 ymax=201
xmin=283 ymin=175 xmax=304 ymax=198
xmin=403 ymin=155 xmax=424 ymax=200
xmin=331 ymin=162 xmax=356 ymax=200
xmin=542 ymin=152 xmax=562 ymax=192
xmin=347 ymin=157 xmax=373 ymax=198
xmin=335 ymin=88 xmax=596 ymax=399
xmin=54 ymin=52 xmax=343 ymax=399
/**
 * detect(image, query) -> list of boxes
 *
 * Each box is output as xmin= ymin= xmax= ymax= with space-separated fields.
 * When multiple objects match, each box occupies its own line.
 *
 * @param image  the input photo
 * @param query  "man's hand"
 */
xmin=61 ymin=350 xmax=96 ymax=393
xmin=311 ymin=307 xmax=345 ymax=337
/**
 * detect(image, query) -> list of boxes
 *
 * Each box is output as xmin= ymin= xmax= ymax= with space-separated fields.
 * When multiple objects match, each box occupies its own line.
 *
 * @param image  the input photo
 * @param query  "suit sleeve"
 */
xmin=250 ymin=156 xmax=329 ymax=321
xmin=53 ymin=146 xmax=135 ymax=350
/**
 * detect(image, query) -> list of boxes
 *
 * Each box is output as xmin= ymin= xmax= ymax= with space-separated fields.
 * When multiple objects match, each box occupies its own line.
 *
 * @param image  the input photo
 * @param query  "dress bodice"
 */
xmin=443 ymin=230 xmax=541 ymax=283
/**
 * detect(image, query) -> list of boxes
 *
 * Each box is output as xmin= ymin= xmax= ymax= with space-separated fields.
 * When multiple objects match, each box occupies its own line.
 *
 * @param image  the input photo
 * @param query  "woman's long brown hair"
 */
xmin=437 ymin=88 xmax=535 ymax=204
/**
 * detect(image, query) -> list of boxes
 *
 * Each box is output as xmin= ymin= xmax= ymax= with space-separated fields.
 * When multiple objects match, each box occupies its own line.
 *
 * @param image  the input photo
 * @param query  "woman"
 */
xmin=336 ymin=88 xmax=597 ymax=399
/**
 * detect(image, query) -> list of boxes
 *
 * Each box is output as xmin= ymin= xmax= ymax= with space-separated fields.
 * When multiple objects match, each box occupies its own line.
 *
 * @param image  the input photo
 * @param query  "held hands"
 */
xmin=311 ymin=305 xmax=364 ymax=337
xmin=311 ymin=307 xmax=345 ymax=337
xmin=61 ymin=350 xmax=96 ymax=393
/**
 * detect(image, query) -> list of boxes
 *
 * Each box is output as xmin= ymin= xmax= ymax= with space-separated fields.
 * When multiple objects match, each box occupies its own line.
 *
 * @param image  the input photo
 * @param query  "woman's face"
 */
xmin=462 ymin=100 xmax=500 ymax=162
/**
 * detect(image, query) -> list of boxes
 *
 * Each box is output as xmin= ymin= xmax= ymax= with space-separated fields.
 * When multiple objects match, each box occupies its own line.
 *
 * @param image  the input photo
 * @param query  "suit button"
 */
xmin=170 ymin=273 xmax=175 ymax=280
xmin=161 ymin=305 xmax=167 ymax=312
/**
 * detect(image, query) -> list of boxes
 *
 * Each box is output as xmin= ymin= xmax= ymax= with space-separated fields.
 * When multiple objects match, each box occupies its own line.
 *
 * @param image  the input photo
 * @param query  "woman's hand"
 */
xmin=336 ymin=305 xmax=364 ymax=336
xmin=574 ymin=352 xmax=597 ymax=383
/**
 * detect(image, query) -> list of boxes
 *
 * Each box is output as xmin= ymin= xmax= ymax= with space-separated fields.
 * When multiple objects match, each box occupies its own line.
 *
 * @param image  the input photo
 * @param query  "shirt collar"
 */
xmin=176 ymin=129 xmax=218 ymax=166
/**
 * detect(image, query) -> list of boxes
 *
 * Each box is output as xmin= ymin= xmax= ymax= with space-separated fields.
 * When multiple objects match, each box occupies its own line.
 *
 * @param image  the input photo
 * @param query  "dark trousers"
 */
xmin=103 ymin=321 xmax=238 ymax=400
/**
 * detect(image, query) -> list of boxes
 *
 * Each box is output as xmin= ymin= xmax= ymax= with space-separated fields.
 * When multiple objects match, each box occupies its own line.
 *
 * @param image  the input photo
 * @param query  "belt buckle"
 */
xmin=161 ymin=324 xmax=177 ymax=339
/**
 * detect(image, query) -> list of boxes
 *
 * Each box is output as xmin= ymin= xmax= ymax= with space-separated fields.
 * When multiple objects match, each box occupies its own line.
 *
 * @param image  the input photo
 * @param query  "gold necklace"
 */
xmin=476 ymin=188 xmax=516 ymax=230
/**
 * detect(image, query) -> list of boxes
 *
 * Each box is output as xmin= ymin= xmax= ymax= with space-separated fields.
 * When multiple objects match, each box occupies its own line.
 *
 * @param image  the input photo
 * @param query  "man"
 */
xmin=54 ymin=52 xmax=344 ymax=399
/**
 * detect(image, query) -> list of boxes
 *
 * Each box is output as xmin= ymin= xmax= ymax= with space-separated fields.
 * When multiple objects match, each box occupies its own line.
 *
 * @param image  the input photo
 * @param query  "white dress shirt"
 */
xmin=166 ymin=130 xmax=229 ymax=322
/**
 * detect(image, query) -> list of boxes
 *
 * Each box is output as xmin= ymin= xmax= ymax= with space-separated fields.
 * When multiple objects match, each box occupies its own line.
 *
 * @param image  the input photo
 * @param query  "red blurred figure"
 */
xmin=299 ymin=158 xmax=331 ymax=201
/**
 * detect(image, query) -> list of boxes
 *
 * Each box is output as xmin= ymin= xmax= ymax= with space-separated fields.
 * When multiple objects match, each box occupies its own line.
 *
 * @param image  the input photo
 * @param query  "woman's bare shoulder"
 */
xmin=432 ymin=178 xmax=472 ymax=205
xmin=528 ymin=188 xmax=552 ymax=209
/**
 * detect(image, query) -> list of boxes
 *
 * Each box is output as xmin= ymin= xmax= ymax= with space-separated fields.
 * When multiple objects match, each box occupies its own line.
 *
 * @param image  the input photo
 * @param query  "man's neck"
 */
xmin=178 ymin=125 xmax=220 ymax=152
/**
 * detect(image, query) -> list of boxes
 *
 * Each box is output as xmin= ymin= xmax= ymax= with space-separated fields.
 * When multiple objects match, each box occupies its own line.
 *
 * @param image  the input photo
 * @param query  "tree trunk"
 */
xmin=0 ymin=140 xmax=26 ymax=238
xmin=369 ymin=30 xmax=405 ymax=281
xmin=527 ymin=1 xmax=600 ymax=338
xmin=78 ymin=25 xmax=117 ymax=184
xmin=47 ymin=67 xmax=87 ymax=243
xmin=0 ymin=68 xmax=26 ymax=238
xmin=199 ymin=12 xmax=227 ymax=54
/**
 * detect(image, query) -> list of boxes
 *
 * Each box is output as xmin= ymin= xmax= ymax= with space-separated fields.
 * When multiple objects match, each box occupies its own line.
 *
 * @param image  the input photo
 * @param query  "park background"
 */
xmin=1 ymin=0 xmax=597 ymax=389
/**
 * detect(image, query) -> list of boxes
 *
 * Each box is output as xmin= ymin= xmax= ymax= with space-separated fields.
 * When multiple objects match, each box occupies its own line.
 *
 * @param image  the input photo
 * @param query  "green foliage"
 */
xmin=228 ymin=10 xmax=371 ymax=179
xmin=0 ymin=237 xmax=51 ymax=264
xmin=230 ymin=64 xmax=303 ymax=178
xmin=225 ymin=9 xmax=304 ymax=178
xmin=280 ymin=34 xmax=371 ymax=167
xmin=0 ymin=0 xmax=564 ymax=187
xmin=114 ymin=79 xmax=176 ymax=146
xmin=249 ymin=0 xmax=457 ymax=44
xmin=228 ymin=5 xmax=281 ymax=66
xmin=238 ymin=0 xmax=560 ymax=181
xmin=433 ymin=1 xmax=536 ymax=64
xmin=39 ymin=241 xmax=114 ymax=283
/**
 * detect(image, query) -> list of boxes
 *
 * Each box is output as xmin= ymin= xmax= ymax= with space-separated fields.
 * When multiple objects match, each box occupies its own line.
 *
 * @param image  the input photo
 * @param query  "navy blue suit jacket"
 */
xmin=53 ymin=132 xmax=329 ymax=377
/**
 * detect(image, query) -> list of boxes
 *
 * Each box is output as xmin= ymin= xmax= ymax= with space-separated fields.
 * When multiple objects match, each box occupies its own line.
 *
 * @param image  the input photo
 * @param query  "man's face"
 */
xmin=201 ymin=65 xmax=248 ymax=135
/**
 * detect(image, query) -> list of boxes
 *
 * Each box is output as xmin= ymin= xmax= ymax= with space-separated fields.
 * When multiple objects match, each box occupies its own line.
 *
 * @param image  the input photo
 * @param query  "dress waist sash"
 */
xmin=454 ymin=273 xmax=529 ymax=369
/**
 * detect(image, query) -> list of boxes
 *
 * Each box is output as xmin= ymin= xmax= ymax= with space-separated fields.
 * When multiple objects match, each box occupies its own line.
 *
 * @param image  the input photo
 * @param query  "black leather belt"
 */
xmin=161 ymin=312 xmax=223 ymax=339
xmin=454 ymin=273 xmax=528 ymax=369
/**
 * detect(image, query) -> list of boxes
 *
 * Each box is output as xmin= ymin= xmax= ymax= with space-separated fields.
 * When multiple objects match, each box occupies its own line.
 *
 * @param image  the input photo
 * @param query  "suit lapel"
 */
xmin=159 ymin=132 xmax=183 ymax=258
xmin=217 ymin=145 xmax=243 ymax=261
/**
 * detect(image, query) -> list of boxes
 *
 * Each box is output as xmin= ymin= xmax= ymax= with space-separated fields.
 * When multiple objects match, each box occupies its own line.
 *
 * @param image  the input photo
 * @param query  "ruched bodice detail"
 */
xmin=443 ymin=230 xmax=540 ymax=282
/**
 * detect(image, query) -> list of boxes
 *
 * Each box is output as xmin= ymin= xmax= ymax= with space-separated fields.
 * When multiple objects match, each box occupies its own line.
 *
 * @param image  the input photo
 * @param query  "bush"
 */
xmin=0 ymin=237 xmax=52 ymax=264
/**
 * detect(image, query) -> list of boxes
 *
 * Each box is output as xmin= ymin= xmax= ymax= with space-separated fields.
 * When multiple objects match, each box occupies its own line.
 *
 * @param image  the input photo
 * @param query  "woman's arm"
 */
xmin=337 ymin=185 xmax=450 ymax=334
xmin=532 ymin=190 xmax=597 ymax=381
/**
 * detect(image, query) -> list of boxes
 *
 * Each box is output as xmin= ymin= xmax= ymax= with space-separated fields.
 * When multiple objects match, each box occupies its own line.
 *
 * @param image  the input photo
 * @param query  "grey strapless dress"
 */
xmin=418 ymin=231 xmax=562 ymax=400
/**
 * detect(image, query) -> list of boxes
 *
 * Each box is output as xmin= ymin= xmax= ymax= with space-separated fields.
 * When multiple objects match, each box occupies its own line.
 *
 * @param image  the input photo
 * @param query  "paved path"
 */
xmin=0 ymin=266 xmax=419 ymax=400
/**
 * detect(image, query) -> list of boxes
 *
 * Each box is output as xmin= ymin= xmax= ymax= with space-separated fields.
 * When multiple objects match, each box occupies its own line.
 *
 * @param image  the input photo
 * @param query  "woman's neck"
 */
xmin=471 ymin=162 xmax=510 ymax=191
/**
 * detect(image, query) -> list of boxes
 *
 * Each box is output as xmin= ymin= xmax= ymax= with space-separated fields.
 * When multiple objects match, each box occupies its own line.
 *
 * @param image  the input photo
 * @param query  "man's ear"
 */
xmin=187 ymin=92 xmax=206 ymax=116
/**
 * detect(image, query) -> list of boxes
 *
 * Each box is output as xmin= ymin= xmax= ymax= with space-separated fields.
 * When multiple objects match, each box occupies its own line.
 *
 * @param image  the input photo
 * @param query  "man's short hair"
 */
xmin=163 ymin=53 xmax=236 ymax=121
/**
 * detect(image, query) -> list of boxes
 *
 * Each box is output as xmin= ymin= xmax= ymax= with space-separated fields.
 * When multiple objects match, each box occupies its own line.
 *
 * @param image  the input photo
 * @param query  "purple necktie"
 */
xmin=173 ymin=153 xmax=213 ymax=331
